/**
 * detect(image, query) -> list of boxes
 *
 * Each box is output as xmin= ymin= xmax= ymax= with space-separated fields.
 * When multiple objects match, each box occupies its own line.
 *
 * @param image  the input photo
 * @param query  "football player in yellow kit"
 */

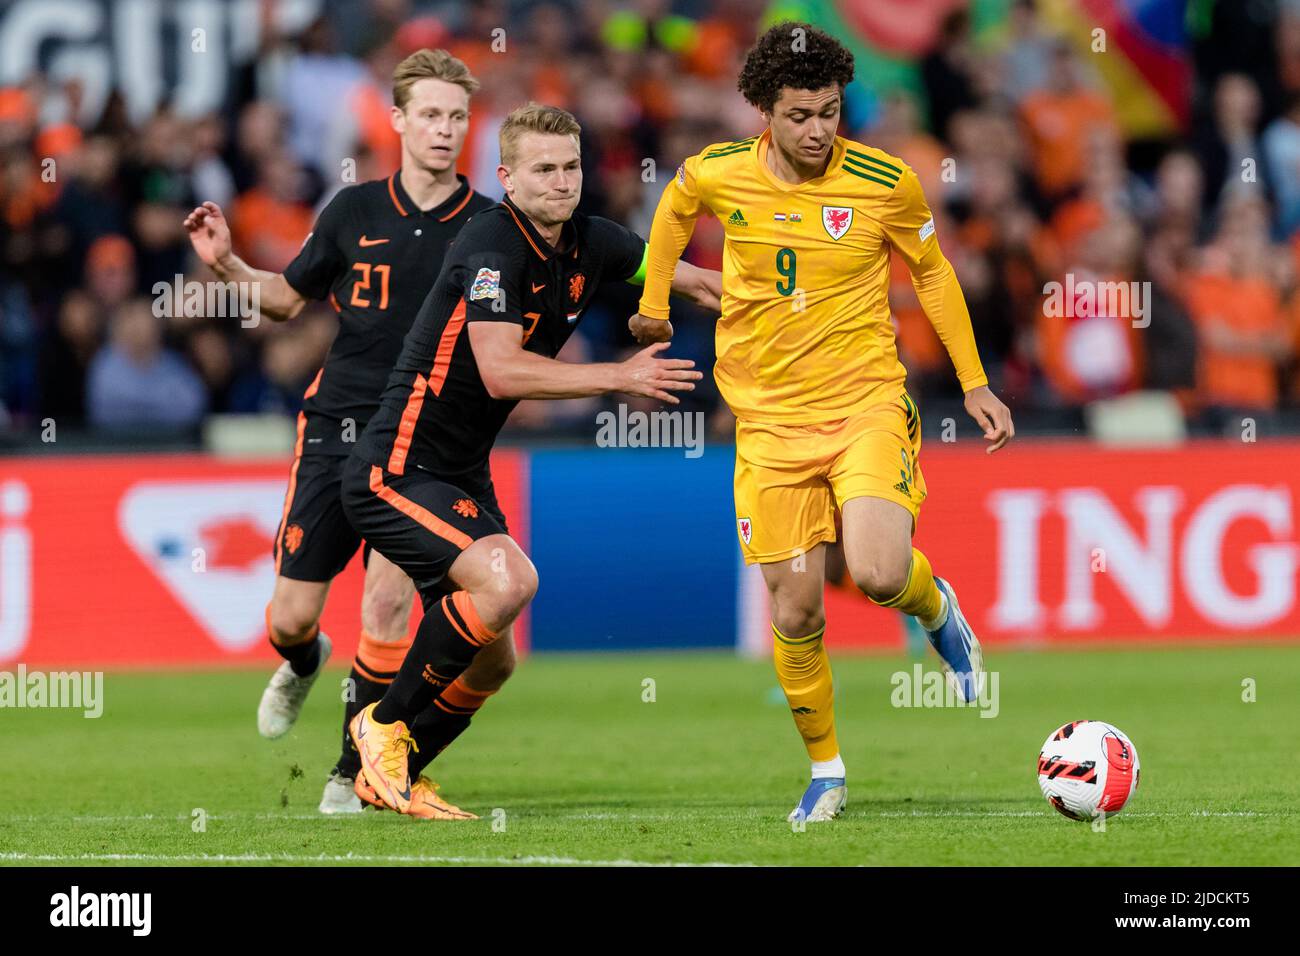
xmin=631 ymin=22 xmax=1014 ymax=822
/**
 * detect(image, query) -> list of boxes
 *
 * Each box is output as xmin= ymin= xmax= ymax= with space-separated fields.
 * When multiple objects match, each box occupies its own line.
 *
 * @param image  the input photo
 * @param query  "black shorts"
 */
xmin=341 ymin=454 xmax=509 ymax=605
xmin=274 ymin=452 xmax=369 ymax=582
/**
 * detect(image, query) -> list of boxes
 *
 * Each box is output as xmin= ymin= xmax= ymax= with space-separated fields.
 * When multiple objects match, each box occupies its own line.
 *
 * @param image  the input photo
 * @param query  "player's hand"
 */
xmin=617 ymin=341 xmax=701 ymax=404
xmin=183 ymin=201 xmax=233 ymax=271
xmin=964 ymin=385 xmax=1014 ymax=454
xmin=628 ymin=313 xmax=673 ymax=345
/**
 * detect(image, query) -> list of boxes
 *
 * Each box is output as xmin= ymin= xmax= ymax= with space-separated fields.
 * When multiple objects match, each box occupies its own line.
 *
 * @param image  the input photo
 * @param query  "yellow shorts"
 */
xmin=733 ymin=392 xmax=926 ymax=564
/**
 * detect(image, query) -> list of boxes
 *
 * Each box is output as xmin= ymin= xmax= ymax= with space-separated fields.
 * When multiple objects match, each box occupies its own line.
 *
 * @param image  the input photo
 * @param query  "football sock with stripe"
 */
xmin=266 ymin=606 xmax=323 ymax=677
xmin=772 ymin=621 xmax=840 ymax=762
xmin=336 ymin=630 xmax=411 ymax=778
xmin=372 ymin=590 xmax=497 ymax=725
xmin=407 ymin=676 xmax=496 ymax=779
xmin=869 ymin=547 xmax=947 ymax=629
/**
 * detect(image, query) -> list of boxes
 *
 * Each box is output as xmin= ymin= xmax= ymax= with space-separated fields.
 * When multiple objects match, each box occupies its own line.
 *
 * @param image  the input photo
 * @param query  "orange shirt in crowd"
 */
xmin=1036 ymin=271 xmax=1144 ymax=403
xmin=1185 ymin=272 xmax=1287 ymax=410
xmin=1019 ymin=90 xmax=1115 ymax=198
xmin=230 ymin=188 xmax=315 ymax=273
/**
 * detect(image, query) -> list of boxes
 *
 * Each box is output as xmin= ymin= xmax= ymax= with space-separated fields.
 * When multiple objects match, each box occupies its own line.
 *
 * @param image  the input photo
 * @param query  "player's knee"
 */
xmin=770 ymin=602 xmax=825 ymax=641
xmin=476 ymin=555 xmax=538 ymax=628
xmin=852 ymin=561 xmax=909 ymax=603
xmin=267 ymin=599 xmax=319 ymax=645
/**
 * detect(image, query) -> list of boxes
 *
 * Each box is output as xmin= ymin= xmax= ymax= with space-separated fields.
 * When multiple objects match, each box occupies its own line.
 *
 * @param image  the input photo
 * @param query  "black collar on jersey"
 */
xmin=502 ymin=193 xmax=580 ymax=261
xmin=387 ymin=171 xmax=474 ymax=221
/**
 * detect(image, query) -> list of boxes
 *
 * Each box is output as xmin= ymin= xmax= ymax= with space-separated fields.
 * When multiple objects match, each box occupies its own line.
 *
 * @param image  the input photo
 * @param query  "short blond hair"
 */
xmin=392 ymin=49 xmax=479 ymax=111
xmin=498 ymin=102 xmax=582 ymax=167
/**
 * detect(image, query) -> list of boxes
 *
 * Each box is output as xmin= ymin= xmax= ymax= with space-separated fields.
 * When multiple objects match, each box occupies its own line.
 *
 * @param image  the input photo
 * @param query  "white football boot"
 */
xmin=256 ymin=633 xmax=332 ymax=739
xmin=318 ymin=768 xmax=364 ymax=814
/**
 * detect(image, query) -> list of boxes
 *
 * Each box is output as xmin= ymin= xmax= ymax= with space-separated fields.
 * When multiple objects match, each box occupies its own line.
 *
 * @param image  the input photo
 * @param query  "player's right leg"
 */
xmin=340 ymin=457 xmax=536 ymax=813
xmin=735 ymin=418 xmax=846 ymax=822
xmin=259 ymin=577 xmax=333 ymax=739
xmin=260 ymin=450 xmax=365 ymax=739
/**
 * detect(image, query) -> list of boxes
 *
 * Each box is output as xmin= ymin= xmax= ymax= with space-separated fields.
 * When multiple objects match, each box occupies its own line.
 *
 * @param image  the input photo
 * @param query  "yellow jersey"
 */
xmin=638 ymin=129 xmax=987 ymax=424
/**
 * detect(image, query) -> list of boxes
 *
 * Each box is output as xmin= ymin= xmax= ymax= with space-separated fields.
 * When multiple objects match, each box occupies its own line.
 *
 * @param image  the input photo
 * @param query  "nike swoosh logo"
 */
xmin=531 ymin=282 xmax=545 ymax=292
xmin=359 ymin=236 xmax=389 ymax=247
xmin=396 ymin=782 xmax=412 ymax=802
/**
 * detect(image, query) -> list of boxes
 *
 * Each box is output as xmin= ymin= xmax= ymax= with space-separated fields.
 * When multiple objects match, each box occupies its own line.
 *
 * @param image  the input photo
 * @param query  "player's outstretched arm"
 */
xmin=470 ymin=323 xmax=702 ymax=404
xmin=628 ymin=260 xmax=722 ymax=345
xmin=631 ymin=155 xmax=707 ymax=344
xmin=182 ymin=201 xmax=307 ymax=322
xmin=670 ymin=261 xmax=723 ymax=313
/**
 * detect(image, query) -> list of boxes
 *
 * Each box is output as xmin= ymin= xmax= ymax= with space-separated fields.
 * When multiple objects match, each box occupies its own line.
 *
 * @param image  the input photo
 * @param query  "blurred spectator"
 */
xmin=1185 ymin=195 xmax=1294 ymax=417
xmin=37 ymin=290 xmax=102 ymax=425
xmin=1036 ymin=217 xmax=1145 ymax=405
xmin=86 ymin=298 xmax=207 ymax=429
xmin=1262 ymin=91 xmax=1300 ymax=236
xmin=920 ymin=9 xmax=980 ymax=144
xmin=1018 ymin=40 xmax=1116 ymax=205
xmin=229 ymin=150 xmax=315 ymax=272
xmin=1193 ymin=73 xmax=1270 ymax=220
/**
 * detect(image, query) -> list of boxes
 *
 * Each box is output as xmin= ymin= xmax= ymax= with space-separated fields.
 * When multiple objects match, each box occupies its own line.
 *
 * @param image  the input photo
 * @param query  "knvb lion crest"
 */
xmin=283 ymin=524 xmax=304 ymax=554
xmin=822 ymin=205 xmax=854 ymax=241
xmin=569 ymin=272 xmax=585 ymax=302
xmin=452 ymin=498 xmax=479 ymax=519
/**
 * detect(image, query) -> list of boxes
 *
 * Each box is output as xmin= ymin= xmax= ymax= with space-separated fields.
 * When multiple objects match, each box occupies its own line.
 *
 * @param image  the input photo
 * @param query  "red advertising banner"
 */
xmin=0 ymin=452 xmax=528 ymax=667
xmin=822 ymin=440 xmax=1300 ymax=648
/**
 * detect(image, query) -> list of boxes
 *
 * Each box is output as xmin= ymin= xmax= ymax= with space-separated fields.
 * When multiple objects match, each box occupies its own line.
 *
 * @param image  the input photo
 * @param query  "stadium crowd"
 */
xmin=3 ymin=0 xmax=1300 ymax=444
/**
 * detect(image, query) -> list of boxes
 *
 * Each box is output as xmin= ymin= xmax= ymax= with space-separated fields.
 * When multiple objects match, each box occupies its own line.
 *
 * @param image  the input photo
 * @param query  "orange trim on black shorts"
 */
xmin=274 ymin=413 xmax=308 ymax=574
xmin=368 ymin=465 xmax=474 ymax=550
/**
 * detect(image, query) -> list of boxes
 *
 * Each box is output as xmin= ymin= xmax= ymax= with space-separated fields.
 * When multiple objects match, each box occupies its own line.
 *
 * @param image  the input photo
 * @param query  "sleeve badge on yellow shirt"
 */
xmin=822 ymin=205 xmax=854 ymax=240
xmin=919 ymin=217 xmax=936 ymax=242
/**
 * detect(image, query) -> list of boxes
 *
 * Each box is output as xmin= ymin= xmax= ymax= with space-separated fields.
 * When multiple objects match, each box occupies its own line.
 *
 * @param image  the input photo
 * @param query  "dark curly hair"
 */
xmin=738 ymin=21 xmax=856 ymax=113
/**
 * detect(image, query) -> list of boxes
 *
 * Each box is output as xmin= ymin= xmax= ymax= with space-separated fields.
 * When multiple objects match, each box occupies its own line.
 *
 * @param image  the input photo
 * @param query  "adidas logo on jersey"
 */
xmin=728 ymin=209 xmax=748 ymax=227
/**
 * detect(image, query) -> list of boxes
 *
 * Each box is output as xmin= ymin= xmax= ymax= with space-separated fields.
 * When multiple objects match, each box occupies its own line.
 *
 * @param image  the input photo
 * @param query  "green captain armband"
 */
xmin=626 ymin=243 xmax=649 ymax=286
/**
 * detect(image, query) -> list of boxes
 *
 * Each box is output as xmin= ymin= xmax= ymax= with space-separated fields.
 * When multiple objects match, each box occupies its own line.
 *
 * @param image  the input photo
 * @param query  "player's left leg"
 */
xmin=833 ymin=394 xmax=983 ymax=701
xmin=320 ymin=549 xmax=417 ymax=813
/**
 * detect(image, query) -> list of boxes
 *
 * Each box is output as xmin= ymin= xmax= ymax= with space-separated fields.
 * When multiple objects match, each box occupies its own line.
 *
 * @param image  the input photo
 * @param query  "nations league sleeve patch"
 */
xmin=918 ymin=217 xmax=935 ymax=242
xmin=469 ymin=267 xmax=502 ymax=301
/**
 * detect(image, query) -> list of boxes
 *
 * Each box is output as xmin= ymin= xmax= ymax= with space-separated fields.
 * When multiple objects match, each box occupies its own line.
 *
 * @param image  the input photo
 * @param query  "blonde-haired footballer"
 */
xmin=630 ymin=21 xmax=1015 ymax=822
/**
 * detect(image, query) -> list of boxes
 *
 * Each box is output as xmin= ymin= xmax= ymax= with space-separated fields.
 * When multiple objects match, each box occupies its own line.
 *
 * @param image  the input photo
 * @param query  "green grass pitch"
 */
xmin=2 ymin=645 xmax=1297 ymax=866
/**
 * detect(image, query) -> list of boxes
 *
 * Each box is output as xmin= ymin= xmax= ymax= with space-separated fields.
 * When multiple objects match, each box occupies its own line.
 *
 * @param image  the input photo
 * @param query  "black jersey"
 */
xmin=282 ymin=172 xmax=493 ymax=454
xmin=356 ymin=195 xmax=647 ymax=477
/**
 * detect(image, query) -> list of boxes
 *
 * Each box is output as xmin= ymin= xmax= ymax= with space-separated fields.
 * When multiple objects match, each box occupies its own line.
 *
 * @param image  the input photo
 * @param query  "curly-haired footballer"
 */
xmin=629 ymin=21 xmax=1015 ymax=822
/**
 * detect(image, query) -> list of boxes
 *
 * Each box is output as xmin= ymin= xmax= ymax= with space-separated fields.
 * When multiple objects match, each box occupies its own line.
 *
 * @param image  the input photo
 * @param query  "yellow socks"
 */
xmin=870 ymin=547 xmax=945 ymax=628
xmin=772 ymin=622 xmax=839 ymax=762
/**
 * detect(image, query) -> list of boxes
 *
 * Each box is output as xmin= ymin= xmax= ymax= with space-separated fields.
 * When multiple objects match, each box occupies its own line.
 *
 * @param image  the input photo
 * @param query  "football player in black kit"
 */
xmin=184 ymin=50 xmax=512 ymax=817
xmin=343 ymin=103 xmax=721 ymax=817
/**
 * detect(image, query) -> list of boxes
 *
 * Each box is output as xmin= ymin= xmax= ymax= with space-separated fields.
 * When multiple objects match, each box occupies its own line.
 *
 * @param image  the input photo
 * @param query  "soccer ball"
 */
xmin=1037 ymin=720 xmax=1140 ymax=821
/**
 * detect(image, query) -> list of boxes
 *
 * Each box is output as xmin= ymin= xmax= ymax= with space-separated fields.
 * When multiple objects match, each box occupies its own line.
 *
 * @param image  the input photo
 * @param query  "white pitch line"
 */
xmin=0 ymin=809 xmax=1279 ymax=825
xmin=0 ymin=851 xmax=751 ymax=867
